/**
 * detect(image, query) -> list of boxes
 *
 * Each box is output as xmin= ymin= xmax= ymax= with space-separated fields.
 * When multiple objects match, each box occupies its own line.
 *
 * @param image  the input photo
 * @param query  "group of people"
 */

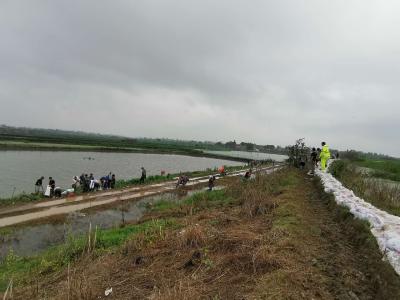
xmin=34 ymin=172 xmax=117 ymax=198
xmin=73 ymin=172 xmax=116 ymax=193
xmin=34 ymin=167 xmax=150 ymax=199
xmin=35 ymin=176 xmax=58 ymax=197
xmin=34 ymin=164 xmax=260 ymax=199
xmin=309 ymin=142 xmax=336 ymax=173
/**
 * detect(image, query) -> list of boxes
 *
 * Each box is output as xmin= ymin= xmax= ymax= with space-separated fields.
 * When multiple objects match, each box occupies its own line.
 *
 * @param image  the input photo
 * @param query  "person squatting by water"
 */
xmin=35 ymin=176 xmax=44 ymax=194
xmin=89 ymin=177 xmax=100 ymax=191
xmin=208 ymin=175 xmax=216 ymax=191
xmin=218 ymin=165 xmax=226 ymax=176
xmin=99 ymin=172 xmax=115 ymax=189
xmin=320 ymin=142 xmax=331 ymax=171
xmin=243 ymin=169 xmax=253 ymax=180
xmin=72 ymin=176 xmax=80 ymax=189
xmin=176 ymin=174 xmax=189 ymax=188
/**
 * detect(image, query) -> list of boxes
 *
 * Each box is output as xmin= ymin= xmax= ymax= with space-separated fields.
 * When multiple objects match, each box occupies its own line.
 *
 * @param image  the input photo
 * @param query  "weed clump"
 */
xmin=178 ymin=224 xmax=206 ymax=248
xmin=229 ymin=170 xmax=295 ymax=217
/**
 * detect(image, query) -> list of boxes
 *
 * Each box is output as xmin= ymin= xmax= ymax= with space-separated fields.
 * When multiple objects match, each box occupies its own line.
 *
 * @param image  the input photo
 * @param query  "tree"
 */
xmin=288 ymin=138 xmax=309 ymax=167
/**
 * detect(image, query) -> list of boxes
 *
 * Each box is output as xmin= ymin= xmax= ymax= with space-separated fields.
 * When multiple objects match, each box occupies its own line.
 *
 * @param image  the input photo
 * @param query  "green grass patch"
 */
xmin=183 ymin=190 xmax=233 ymax=206
xmin=149 ymin=199 xmax=179 ymax=211
xmin=272 ymin=199 xmax=301 ymax=231
xmin=0 ymin=218 xmax=176 ymax=291
xmin=0 ymin=192 xmax=43 ymax=207
xmin=0 ymin=227 xmax=15 ymax=238
xmin=278 ymin=171 xmax=299 ymax=187
xmin=115 ymin=174 xmax=175 ymax=189
xmin=354 ymin=159 xmax=400 ymax=182
xmin=149 ymin=190 xmax=234 ymax=213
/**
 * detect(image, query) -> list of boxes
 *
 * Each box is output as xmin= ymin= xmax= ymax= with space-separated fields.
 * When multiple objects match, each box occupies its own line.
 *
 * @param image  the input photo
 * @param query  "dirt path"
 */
xmin=283 ymin=176 xmax=400 ymax=299
xmin=0 ymin=166 xmax=278 ymax=228
xmin=11 ymin=169 xmax=400 ymax=299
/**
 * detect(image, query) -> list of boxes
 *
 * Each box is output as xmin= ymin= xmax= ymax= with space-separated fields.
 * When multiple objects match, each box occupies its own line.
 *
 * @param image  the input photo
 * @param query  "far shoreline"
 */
xmin=0 ymin=143 xmax=255 ymax=163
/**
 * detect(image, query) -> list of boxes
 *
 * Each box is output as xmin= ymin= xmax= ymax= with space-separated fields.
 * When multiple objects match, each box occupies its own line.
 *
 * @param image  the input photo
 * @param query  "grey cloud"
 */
xmin=0 ymin=0 xmax=400 ymax=156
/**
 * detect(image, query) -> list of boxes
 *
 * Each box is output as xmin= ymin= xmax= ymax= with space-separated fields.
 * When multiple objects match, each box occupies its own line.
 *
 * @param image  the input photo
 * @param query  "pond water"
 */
xmin=0 ymin=188 xmax=212 ymax=260
xmin=0 ymin=151 xmax=243 ymax=198
xmin=203 ymin=150 xmax=288 ymax=162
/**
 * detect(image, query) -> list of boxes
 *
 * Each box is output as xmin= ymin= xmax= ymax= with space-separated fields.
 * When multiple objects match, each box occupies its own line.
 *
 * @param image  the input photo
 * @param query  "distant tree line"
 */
xmin=2 ymin=125 xmax=395 ymax=159
xmin=0 ymin=125 xmax=288 ymax=154
xmin=216 ymin=140 xmax=288 ymax=154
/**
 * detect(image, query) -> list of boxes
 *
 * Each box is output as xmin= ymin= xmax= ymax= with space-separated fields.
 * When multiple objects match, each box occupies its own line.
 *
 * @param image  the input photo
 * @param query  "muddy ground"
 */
xmin=9 ymin=169 xmax=400 ymax=299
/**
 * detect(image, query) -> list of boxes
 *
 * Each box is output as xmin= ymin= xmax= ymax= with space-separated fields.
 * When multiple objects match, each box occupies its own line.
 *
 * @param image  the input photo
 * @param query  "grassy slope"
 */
xmin=3 ymin=169 xmax=400 ymax=299
xmin=0 ymin=218 xmax=178 ymax=291
xmin=354 ymin=158 xmax=400 ymax=182
xmin=0 ymin=191 xmax=230 ymax=292
xmin=330 ymin=160 xmax=400 ymax=216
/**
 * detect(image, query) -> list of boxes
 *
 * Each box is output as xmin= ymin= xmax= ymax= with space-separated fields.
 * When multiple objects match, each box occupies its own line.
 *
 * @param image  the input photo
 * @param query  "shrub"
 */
xmin=328 ymin=160 xmax=348 ymax=178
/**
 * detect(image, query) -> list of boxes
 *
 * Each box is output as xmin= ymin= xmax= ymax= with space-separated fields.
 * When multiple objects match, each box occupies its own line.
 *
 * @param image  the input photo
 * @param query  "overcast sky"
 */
xmin=0 ymin=1 xmax=399 ymax=156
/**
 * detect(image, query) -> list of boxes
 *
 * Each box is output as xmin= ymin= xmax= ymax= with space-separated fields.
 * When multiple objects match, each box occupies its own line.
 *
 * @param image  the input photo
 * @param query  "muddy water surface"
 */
xmin=0 ymin=189 xmax=210 ymax=260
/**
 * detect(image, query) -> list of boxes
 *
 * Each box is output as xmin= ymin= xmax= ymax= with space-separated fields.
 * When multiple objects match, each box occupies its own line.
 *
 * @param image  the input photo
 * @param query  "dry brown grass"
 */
xmin=11 ymin=169 xmax=400 ymax=300
xmin=178 ymin=223 xmax=207 ymax=248
xmin=239 ymin=188 xmax=275 ymax=217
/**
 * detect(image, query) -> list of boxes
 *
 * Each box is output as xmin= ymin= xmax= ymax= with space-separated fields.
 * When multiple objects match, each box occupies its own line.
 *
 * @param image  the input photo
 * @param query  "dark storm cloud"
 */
xmin=0 ymin=0 xmax=399 ymax=156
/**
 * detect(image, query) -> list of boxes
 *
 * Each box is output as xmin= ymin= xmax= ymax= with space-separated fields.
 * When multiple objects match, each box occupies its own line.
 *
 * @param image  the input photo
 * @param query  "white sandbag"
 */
xmin=44 ymin=185 xmax=51 ymax=197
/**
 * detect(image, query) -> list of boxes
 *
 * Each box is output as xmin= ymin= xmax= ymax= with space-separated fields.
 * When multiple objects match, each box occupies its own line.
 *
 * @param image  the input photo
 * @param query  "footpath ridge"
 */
xmin=0 ymin=165 xmax=281 ymax=228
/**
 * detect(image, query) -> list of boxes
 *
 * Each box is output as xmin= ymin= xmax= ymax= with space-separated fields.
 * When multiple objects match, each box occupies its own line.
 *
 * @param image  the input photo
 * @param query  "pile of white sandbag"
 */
xmin=316 ymin=166 xmax=400 ymax=275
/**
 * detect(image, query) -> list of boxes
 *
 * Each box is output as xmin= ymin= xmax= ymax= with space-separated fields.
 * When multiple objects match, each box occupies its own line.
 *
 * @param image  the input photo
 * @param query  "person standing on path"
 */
xmin=208 ymin=175 xmax=216 ymax=191
xmin=320 ymin=142 xmax=331 ymax=171
xmin=35 ymin=176 xmax=45 ymax=194
xmin=140 ymin=167 xmax=147 ymax=183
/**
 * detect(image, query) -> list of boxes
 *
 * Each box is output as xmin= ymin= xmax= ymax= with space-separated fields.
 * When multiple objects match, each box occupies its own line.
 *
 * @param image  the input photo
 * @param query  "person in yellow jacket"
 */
xmin=320 ymin=142 xmax=331 ymax=171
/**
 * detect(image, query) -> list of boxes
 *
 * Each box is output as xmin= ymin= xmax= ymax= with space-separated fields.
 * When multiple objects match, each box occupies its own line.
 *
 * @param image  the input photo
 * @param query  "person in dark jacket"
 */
xmin=208 ymin=176 xmax=216 ymax=191
xmin=310 ymin=148 xmax=318 ymax=174
xmin=84 ymin=174 xmax=90 ymax=192
xmin=49 ymin=177 xmax=55 ymax=197
xmin=140 ymin=167 xmax=146 ymax=183
xmin=35 ymin=176 xmax=44 ymax=194
xmin=244 ymin=169 xmax=252 ymax=179
xmin=107 ymin=172 xmax=112 ymax=188
xmin=110 ymin=174 xmax=116 ymax=189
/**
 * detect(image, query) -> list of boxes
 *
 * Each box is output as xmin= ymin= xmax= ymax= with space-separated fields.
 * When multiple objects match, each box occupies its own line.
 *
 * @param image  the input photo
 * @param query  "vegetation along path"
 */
xmin=0 ymin=166 xmax=278 ymax=228
xmin=6 ymin=169 xmax=400 ymax=299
